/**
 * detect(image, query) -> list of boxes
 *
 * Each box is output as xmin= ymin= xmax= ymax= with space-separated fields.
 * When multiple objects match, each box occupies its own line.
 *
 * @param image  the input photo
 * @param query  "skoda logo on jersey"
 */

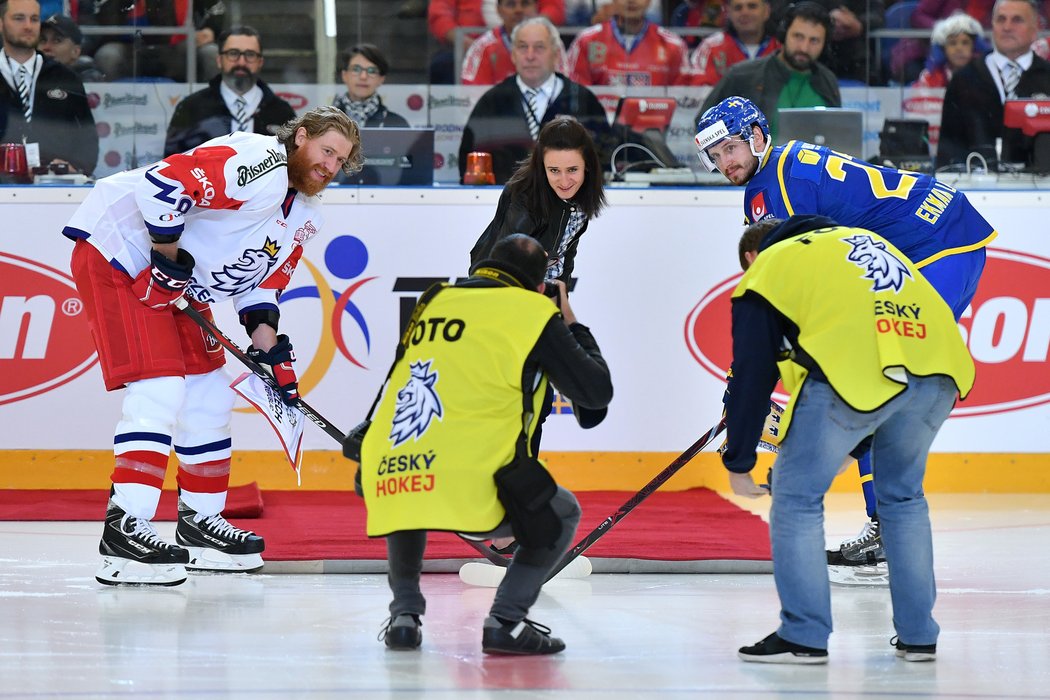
xmin=209 ymin=237 xmax=281 ymax=296
xmin=843 ymin=234 xmax=912 ymax=293
xmin=389 ymin=360 xmax=443 ymax=448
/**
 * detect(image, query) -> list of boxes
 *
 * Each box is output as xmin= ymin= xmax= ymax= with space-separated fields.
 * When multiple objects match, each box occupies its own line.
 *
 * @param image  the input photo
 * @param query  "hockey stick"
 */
xmin=543 ymin=415 xmax=728 ymax=582
xmin=174 ymin=298 xmax=346 ymax=444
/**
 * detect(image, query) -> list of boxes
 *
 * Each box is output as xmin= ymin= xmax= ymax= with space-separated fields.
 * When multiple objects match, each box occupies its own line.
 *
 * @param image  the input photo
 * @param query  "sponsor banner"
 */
xmin=83 ymin=84 xmax=919 ymax=181
xmin=1 ymin=188 xmax=1046 ymax=453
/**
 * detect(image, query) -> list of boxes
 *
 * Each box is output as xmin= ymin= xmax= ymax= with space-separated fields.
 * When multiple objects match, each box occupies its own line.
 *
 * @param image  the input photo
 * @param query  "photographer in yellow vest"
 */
xmin=359 ymin=233 xmax=613 ymax=655
xmin=721 ymin=215 xmax=974 ymax=664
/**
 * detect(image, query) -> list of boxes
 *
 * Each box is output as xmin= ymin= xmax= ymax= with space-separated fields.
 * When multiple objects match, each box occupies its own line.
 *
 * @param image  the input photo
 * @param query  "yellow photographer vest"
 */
xmin=733 ymin=226 xmax=975 ymax=436
xmin=361 ymin=285 xmax=558 ymax=537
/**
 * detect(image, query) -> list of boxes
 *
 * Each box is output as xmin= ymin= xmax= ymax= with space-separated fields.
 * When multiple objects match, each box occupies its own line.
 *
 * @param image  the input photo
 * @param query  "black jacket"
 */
xmin=470 ymin=187 xmax=589 ymax=285
xmin=333 ymin=94 xmax=409 ymax=128
xmin=458 ymin=73 xmax=613 ymax=184
xmin=937 ymin=55 xmax=1050 ymax=169
xmin=164 ymin=75 xmax=296 ymax=156
xmin=0 ymin=55 xmax=98 ymax=174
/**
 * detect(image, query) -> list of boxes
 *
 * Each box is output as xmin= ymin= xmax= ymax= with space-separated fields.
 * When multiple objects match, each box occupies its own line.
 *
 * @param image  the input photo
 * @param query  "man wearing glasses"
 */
xmin=164 ymin=25 xmax=296 ymax=157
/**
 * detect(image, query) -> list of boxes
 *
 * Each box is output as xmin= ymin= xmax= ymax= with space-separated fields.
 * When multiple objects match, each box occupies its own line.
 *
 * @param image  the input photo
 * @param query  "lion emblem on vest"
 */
xmin=843 ymin=234 xmax=912 ymax=293
xmin=389 ymin=360 xmax=443 ymax=447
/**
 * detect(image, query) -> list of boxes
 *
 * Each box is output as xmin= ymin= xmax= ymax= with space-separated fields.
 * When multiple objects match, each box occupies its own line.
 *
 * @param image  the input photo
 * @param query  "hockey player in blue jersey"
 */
xmin=694 ymin=96 xmax=995 ymax=581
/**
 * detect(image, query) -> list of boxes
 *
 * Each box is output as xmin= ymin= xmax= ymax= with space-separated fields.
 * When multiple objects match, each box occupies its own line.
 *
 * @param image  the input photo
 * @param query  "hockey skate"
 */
xmin=175 ymin=496 xmax=265 ymax=573
xmin=96 ymin=499 xmax=189 ymax=586
xmin=827 ymin=517 xmax=889 ymax=587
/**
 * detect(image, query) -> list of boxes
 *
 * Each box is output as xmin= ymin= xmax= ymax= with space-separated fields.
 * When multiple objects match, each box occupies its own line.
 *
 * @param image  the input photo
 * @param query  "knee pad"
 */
xmin=118 ymin=375 xmax=186 ymax=436
xmin=175 ymin=369 xmax=235 ymax=462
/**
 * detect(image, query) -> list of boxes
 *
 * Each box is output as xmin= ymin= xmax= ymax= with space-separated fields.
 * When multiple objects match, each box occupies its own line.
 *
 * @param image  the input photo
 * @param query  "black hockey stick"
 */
xmin=543 ymin=416 xmax=728 ymax=581
xmin=174 ymin=297 xmax=346 ymax=444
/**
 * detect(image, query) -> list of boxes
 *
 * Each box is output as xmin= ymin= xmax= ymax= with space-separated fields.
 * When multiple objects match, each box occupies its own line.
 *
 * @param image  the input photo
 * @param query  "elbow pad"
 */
xmin=240 ymin=308 xmax=280 ymax=336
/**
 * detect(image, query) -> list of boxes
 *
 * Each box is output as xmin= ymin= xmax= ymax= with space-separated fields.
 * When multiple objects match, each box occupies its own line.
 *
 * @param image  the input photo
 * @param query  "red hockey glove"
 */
xmin=247 ymin=334 xmax=299 ymax=406
xmin=131 ymin=248 xmax=195 ymax=310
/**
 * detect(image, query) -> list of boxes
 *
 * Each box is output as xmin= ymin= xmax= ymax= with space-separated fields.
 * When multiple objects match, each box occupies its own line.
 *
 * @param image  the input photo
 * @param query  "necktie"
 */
xmin=523 ymin=88 xmax=540 ymax=140
xmin=16 ymin=65 xmax=31 ymax=122
xmin=233 ymin=97 xmax=248 ymax=131
xmin=1003 ymin=62 xmax=1021 ymax=100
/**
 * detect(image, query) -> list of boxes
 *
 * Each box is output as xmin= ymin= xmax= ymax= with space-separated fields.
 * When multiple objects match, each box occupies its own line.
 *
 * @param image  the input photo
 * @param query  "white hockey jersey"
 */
xmin=63 ymin=131 xmax=324 ymax=314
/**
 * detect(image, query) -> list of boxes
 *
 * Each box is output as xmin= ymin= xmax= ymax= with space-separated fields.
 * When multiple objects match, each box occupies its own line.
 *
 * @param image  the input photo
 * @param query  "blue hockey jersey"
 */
xmin=743 ymin=141 xmax=998 ymax=269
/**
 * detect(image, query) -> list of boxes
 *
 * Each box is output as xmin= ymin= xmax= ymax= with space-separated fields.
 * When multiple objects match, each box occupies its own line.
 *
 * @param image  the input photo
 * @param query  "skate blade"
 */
xmin=828 ymin=564 xmax=889 ymax=587
xmin=184 ymin=547 xmax=264 ymax=573
xmin=96 ymin=556 xmax=187 ymax=586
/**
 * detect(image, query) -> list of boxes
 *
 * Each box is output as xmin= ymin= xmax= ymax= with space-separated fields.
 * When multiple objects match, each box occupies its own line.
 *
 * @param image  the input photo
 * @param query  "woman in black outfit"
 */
xmin=471 ymin=117 xmax=607 ymax=286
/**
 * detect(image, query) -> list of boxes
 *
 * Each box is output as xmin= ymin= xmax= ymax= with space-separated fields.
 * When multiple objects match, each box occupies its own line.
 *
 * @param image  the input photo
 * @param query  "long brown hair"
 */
xmin=505 ymin=116 xmax=607 ymax=223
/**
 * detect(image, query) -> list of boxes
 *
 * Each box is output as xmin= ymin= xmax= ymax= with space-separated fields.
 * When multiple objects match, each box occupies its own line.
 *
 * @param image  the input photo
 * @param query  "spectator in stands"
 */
xmin=333 ymin=44 xmax=408 ymax=128
xmin=565 ymin=0 xmax=693 ymax=86
xmin=462 ymin=0 xmax=541 ymax=85
xmin=459 ymin=16 xmax=613 ymax=184
xmin=698 ymin=1 xmax=840 ymax=140
xmin=568 ymin=0 xmax=662 ymax=25
xmin=0 ymin=0 xmax=98 ymax=175
xmin=937 ymin=0 xmax=1050 ymax=168
xmin=912 ymin=0 xmax=967 ymax=28
xmin=768 ymin=0 xmax=884 ymax=84
xmin=428 ymin=0 xmax=565 ymax=84
xmin=671 ymin=0 xmax=729 ymax=47
xmin=164 ymin=26 xmax=296 ymax=157
xmin=38 ymin=14 xmax=104 ymax=82
xmin=913 ymin=12 xmax=987 ymax=87
xmin=690 ymin=0 xmax=781 ymax=86
xmin=958 ymin=0 xmax=1050 ymax=25
xmin=85 ymin=0 xmax=225 ymax=82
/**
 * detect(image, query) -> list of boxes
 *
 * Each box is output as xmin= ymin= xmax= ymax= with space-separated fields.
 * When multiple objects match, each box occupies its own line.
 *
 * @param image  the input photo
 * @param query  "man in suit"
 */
xmin=936 ymin=0 xmax=1050 ymax=169
xmin=458 ymin=16 xmax=613 ymax=185
xmin=0 ymin=0 xmax=98 ymax=176
xmin=164 ymin=25 xmax=296 ymax=157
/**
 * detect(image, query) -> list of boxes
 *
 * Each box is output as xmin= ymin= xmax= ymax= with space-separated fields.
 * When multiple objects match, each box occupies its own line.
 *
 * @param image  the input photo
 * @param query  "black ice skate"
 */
xmin=827 ymin=516 xmax=889 ymax=586
xmin=96 ymin=498 xmax=189 ymax=586
xmin=175 ymin=496 xmax=265 ymax=573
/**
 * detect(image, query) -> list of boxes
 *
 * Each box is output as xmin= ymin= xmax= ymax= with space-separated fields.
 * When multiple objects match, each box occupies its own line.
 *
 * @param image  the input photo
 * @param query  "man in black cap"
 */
xmin=38 ymin=14 xmax=104 ymax=82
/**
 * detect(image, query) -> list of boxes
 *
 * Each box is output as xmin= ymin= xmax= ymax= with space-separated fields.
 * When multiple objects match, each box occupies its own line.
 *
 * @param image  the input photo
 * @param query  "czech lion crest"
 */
xmin=389 ymin=360 xmax=443 ymax=447
xmin=843 ymin=234 xmax=912 ymax=293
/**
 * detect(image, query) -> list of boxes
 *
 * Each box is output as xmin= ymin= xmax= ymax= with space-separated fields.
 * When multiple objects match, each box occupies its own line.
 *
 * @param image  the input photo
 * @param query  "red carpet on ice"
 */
xmin=0 ymin=485 xmax=771 ymax=572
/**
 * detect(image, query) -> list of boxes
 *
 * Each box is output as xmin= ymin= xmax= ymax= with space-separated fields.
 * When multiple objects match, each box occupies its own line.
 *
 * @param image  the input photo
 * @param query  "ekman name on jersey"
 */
xmin=236 ymin=149 xmax=287 ymax=188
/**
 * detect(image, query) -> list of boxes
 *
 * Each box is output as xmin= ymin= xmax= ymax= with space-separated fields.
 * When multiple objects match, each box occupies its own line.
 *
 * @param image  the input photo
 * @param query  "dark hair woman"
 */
xmin=470 ymin=116 xmax=607 ymax=285
xmin=333 ymin=43 xmax=409 ymax=129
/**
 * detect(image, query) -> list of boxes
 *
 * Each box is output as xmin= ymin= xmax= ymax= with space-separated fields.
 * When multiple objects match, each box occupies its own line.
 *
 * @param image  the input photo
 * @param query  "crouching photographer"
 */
xmin=347 ymin=233 xmax=612 ymax=656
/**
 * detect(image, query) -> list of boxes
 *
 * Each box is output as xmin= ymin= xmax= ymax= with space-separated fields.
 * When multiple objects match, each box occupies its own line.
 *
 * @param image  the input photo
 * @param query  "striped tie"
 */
xmin=233 ymin=97 xmax=248 ymax=132
xmin=523 ymin=88 xmax=540 ymax=140
xmin=16 ymin=65 xmax=31 ymax=122
xmin=1003 ymin=61 xmax=1021 ymax=100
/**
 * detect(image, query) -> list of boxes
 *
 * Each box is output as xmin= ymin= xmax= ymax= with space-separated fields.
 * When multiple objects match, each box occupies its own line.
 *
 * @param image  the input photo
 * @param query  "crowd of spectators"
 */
xmin=9 ymin=0 xmax=1050 ymax=181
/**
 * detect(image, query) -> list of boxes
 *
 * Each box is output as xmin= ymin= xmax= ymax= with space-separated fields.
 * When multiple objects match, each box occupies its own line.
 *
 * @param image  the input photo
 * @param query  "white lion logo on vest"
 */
xmin=843 ymin=234 xmax=912 ymax=293
xmin=389 ymin=360 xmax=443 ymax=448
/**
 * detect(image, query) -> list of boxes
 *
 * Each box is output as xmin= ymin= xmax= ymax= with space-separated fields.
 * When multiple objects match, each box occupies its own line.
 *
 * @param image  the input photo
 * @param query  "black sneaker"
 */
xmin=96 ymin=498 xmax=189 ymax=586
xmin=891 ymin=635 xmax=936 ymax=662
xmin=379 ymin=614 xmax=422 ymax=650
xmin=175 ymin=496 xmax=265 ymax=572
xmin=738 ymin=632 xmax=828 ymax=664
xmin=482 ymin=616 xmax=565 ymax=655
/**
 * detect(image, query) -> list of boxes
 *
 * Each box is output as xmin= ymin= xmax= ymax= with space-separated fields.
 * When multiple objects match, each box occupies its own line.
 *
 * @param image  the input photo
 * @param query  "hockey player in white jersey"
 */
xmin=63 ymin=106 xmax=362 ymax=586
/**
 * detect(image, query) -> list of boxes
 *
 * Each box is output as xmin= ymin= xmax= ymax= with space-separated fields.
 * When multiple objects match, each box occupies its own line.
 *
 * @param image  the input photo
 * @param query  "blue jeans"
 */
xmin=769 ymin=374 xmax=957 ymax=649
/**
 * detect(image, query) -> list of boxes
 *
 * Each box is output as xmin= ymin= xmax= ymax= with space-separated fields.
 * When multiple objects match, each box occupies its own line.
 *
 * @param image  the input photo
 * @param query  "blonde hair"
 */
xmin=276 ymin=106 xmax=364 ymax=174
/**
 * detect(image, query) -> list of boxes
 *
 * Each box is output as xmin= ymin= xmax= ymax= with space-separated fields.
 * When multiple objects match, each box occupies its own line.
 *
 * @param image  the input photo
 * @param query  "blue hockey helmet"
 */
xmin=694 ymin=96 xmax=771 ymax=171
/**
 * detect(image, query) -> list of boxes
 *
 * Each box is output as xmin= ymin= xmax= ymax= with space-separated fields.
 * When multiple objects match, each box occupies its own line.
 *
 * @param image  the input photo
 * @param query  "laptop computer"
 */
xmin=777 ymin=108 xmax=864 ymax=156
xmin=342 ymin=127 xmax=435 ymax=186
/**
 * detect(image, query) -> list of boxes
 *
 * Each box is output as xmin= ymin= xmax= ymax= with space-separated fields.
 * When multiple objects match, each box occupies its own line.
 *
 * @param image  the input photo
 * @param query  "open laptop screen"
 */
xmin=341 ymin=127 xmax=435 ymax=186
xmin=777 ymin=108 xmax=863 ymax=156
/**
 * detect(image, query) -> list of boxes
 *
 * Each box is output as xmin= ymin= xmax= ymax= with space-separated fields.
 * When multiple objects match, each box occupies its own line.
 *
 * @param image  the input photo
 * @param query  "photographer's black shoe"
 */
xmin=482 ymin=616 xmax=565 ymax=655
xmin=738 ymin=632 xmax=828 ymax=664
xmin=379 ymin=614 xmax=422 ymax=650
